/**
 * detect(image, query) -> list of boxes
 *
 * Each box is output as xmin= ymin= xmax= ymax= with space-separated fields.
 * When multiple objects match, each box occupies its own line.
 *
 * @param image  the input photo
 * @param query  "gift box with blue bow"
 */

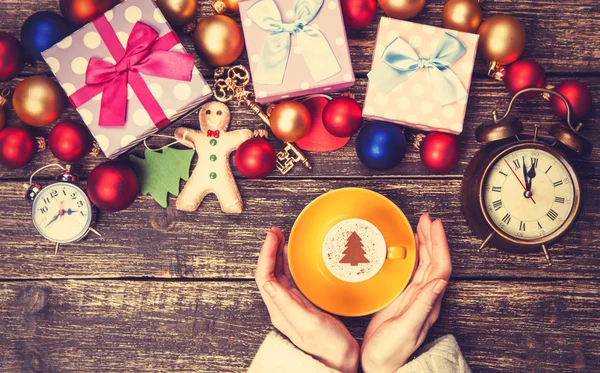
xmin=362 ymin=18 xmax=479 ymax=135
xmin=239 ymin=0 xmax=354 ymax=104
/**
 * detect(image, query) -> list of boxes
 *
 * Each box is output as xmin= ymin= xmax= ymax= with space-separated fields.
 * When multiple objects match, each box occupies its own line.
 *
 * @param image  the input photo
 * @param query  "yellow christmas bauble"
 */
xmin=156 ymin=0 xmax=197 ymax=26
xmin=13 ymin=76 xmax=64 ymax=127
xmin=193 ymin=15 xmax=244 ymax=67
xmin=222 ymin=0 xmax=240 ymax=12
xmin=478 ymin=15 xmax=526 ymax=66
xmin=441 ymin=0 xmax=482 ymax=33
xmin=378 ymin=0 xmax=426 ymax=20
xmin=270 ymin=101 xmax=312 ymax=142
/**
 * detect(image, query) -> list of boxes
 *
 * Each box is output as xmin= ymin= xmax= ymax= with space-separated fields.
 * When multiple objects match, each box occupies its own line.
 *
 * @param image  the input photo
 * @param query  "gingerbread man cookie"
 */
xmin=174 ymin=102 xmax=252 ymax=213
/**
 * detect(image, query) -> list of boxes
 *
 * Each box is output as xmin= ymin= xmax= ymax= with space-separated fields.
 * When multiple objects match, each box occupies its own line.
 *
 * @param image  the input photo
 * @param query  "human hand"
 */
xmin=361 ymin=214 xmax=453 ymax=373
xmin=255 ymin=227 xmax=359 ymax=373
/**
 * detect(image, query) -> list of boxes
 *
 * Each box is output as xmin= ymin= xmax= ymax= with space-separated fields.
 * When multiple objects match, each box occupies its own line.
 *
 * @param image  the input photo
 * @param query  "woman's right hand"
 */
xmin=255 ymin=227 xmax=360 ymax=373
xmin=361 ymin=214 xmax=453 ymax=373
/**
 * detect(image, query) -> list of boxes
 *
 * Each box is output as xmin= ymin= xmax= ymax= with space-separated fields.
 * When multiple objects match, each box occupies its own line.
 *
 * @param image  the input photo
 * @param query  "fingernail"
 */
xmin=433 ymin=280 xmax=447 ymax=295
xmin=264 ymin=281 xmax=277 ymax=297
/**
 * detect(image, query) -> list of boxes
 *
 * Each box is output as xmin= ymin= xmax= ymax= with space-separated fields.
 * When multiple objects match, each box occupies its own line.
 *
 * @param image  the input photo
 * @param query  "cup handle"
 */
xmin=387 ymin=246 xmax=407 ymax=260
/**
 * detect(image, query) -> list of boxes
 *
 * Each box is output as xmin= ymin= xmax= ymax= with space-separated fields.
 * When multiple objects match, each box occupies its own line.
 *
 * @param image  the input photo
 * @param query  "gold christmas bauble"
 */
xmin=156 ymin=0 xmax=197 ymax=26
xmin=13 ymin=76 xmax=64 ymax=127
xmin=222 ymin=0 xmax=240 ymax=12
xmin=478 ymin=15 xmax=526 ymax=66
xmin=193 ymin=15 xmax=244 ymax=67
xmin=441 ymin=0 xmax=482 ymax=33
xmin=378 ymin=0 xmax=426 ymax=20
xmin=270 ymin=101 xmax=311 ymax=142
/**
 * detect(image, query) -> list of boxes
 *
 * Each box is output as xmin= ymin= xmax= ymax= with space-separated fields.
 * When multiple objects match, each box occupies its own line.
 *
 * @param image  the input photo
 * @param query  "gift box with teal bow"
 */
xmin=362 ymin=18 xmax=479 ymax=135
xmin=239 ymin=0 xmax=354 ymax=104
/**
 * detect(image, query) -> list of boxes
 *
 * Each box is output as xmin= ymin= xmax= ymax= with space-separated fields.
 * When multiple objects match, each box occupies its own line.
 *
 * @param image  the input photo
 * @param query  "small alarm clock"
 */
xmin=462 ymin=88 xmax=592 ymax=265
xmin=25 ymin=164 xmax=100 ymax=254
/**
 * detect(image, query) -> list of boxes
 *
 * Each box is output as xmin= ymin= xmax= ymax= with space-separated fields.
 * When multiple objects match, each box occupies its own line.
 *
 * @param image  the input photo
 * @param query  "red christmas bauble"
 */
xmin=48 ymin=120 xmax=91 ymax=163
xmin=420 ymin=132 xmax=461 ymax=173
xmin=341 ymin=0 xmax=377 ymax=29
xmin=503 ymin=59 xmax=546 ymax=99
xmin=0 ymin=127 xmax=37 ymax=168
xmin=60 ymin=0 xmax=114 ymax=25
xmin=235 ymin=137 xmax=276 ymax=179
xmin=87 ymin=161 xmax=139 ymax=212
xmin=0 ymin=32 xmax=25 ymax=82
xmin=322 ymin=96 xmax=363 ymax=137
xmin=550 ymin=80 xmax=592 ymax=121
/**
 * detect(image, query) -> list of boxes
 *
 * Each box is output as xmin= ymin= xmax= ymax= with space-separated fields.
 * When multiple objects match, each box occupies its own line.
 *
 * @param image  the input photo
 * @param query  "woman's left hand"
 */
xmin=255 ymin=227 xmax=359 ymax=373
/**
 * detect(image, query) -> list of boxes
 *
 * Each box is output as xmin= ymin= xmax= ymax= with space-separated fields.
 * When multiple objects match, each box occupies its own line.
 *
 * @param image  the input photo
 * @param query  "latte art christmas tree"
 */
xmin=339 ymin=232 xmax=370 ymax=266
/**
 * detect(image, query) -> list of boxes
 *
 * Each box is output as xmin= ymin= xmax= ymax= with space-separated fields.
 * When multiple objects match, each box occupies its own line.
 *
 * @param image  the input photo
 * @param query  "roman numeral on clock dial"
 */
xmin=519 ymin=221 xmax=526 ymax=231
xmin=547 ymin=209 xmax=559 ymax=221
xmin=493 ymin=200 xmax=502 ymax=210
xmin=553 ymin=180 xmax=563 ymax=187
xmin=502 ymin=213 xmax=511 ymax=224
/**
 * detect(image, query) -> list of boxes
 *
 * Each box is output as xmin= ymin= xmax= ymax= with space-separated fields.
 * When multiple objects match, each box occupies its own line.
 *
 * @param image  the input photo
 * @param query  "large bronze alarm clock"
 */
xmin=462 ymin=88 xmax=592 ymax=265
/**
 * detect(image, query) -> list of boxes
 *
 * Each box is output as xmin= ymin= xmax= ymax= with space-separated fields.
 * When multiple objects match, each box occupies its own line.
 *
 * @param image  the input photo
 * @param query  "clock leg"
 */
xmin=541 ymin=244 xmax=552 ymax=266
xmin=89 ymin=227 xmax=102 ymax=237
xmin=478 ymin=233 xmax=495 ymax=252
xmin=54 ymin=242 xmax=60 ymax=255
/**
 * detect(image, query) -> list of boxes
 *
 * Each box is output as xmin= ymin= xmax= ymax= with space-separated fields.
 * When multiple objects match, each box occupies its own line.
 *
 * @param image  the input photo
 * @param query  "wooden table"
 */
xmin=1 ymin=0 xmax=599 ymax=372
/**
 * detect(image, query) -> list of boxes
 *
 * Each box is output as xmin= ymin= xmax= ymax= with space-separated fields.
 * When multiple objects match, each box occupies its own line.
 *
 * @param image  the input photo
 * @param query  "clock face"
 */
xmin=31 ymin=182 xmax=93 ymax=243
xmin=482 ymin=146 xmax=576 ymax=241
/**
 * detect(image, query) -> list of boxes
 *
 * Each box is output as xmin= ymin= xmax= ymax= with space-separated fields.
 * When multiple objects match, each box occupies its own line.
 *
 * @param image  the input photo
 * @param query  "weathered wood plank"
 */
xmin=0 ymin=0 xmax=599 ymax=75
xmin=1 ymin=179 xmax=599 ymax=279
xmin=1 ymin=280 xmax=599 ymax=373
xmin=0 ymin=76 xmax=599 ymax=180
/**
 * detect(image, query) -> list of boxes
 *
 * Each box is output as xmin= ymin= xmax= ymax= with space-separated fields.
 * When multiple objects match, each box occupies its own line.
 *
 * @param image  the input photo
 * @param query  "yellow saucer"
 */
xmin=288 ymin=188 xmax=416 ymax=317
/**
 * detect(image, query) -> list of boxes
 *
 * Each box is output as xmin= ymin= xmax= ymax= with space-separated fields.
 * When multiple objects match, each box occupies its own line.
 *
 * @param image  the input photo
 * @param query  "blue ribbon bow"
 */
xmin=246 ymin=0 xmax=341 ymax=85
xmin=367 ymin=32 xmax=468 ymax=105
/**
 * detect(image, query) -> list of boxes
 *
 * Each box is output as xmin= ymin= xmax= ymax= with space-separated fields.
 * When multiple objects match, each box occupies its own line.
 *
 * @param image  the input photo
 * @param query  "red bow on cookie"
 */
xmin=207 ymin=130 xmax=220 ymax=138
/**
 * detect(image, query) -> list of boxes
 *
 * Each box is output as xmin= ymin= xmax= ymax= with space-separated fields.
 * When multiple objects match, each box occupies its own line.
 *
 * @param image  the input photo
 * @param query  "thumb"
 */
xmin=263 ymin=281 xmax=315 ymax=328
xmin=397 ymin=279 xmax=447 ymax=333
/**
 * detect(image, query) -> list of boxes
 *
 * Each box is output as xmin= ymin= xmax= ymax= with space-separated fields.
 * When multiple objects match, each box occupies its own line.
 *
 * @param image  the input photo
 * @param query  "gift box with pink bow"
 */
xmin=239 ymin=0 xmax=355 ymax=104
xmin=363 ymin=18 xmax=479 ymax=135
xmin=42 ymin=0 xmax=212 ymax=158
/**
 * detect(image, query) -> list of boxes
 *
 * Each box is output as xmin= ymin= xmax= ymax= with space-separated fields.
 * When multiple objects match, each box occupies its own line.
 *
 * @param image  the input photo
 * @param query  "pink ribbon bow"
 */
xmin=207 ymin=129 xmax=220 ymax=138
xmin=69 ymin=18 xmax=195 ymax=128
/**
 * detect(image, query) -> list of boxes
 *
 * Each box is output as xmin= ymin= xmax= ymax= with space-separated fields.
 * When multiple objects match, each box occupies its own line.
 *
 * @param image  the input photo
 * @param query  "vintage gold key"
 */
xmin=212 ymin=65 xmax=312 ymax=175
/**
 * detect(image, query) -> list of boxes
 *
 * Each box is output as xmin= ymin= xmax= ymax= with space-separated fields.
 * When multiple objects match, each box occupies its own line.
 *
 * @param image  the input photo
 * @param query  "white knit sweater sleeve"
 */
xmin=247 ymin=332 xmax=469 ymax=373
xmin=247 ymin=331 xmax=341 ymax=373
xmin=395 ymin=335 xmax=471 ymax=373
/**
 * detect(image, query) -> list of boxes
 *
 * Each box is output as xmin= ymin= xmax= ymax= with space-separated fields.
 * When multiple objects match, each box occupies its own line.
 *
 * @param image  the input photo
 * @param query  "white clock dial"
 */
xmin=31 ymin=182 xmax=93 ymax=243
xmin=482 ymin=148 xmax=575 ymax=240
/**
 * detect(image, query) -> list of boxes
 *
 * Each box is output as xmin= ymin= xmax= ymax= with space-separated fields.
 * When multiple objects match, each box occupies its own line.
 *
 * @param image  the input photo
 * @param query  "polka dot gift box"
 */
xmin=363 ymin=18 xmax=479 ymax=135
xmin=238 ymin=0 xmax=355 ymax=104
xmin=41 ymin=0 xmax=212 ymax=159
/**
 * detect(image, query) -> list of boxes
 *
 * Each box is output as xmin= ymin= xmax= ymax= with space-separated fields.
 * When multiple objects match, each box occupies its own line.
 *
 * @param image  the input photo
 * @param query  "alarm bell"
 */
xmin=476 ymin=115 xmax=523 ymax=143
xmin=476 ymin=87 xmax=592 ymax=158
xmin=548 ymin=124 xmax=592 ymax=158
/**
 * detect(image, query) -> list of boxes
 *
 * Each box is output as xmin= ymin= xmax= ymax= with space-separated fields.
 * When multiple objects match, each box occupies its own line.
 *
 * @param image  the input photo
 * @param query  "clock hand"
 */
xmin=522 ymin=156 xmax=529 ymax=191
xmin=504 ymin=159 xmax=537 ymax=204
xmin=44 ymin=213 xmax=60 ymax=228
xmin=65 ymin=209 xmax=80 ymax=215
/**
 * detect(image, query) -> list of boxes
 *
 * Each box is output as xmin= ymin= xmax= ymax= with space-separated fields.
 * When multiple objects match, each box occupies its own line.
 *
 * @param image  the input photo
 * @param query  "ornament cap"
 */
xmin=487 ymin=61 xmax=501 ymax=78
xmin=35 ymin=136 xmax=47 ymax=152
xmin=0 ymin=88 xmax=10 ymax=107
xmin=182 ymin=21 xmax=196 ymax=34
xmin=476 ymin=115 xmax=523 ymax=143
xmin=212 ymin=0 xmax=227 ymax=14
xmin=548 ymin=124 xmax=592 ymax=158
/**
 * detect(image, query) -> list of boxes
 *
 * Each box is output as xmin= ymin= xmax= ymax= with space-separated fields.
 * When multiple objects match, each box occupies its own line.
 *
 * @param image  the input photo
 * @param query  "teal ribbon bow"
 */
xmin=367 ymin=32 xmax=468 ymax=105
xmin=246 ymin=0 xmax=340 ymax=85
